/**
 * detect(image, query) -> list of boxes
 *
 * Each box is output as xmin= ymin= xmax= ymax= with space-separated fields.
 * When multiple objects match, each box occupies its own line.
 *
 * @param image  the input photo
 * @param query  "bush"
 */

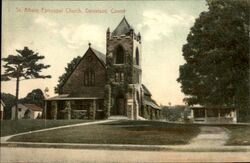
xmin=161 ymin=105 xmax=187 ymax=122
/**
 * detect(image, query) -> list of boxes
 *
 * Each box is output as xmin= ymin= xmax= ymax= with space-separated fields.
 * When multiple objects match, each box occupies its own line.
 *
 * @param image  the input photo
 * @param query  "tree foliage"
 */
xmin=2 ymin=47 xmax=51 ymax=81
xmin=177 ymin=0 xmax=249 ymax=111
xmin=54 ymin=56 xmax=82 ymax=94
xmin=161 ymin=105 xmax=186 ymax=122
xmin=19 ymin=89 xmax=45 ymax=107
xmin=2 ymin=47 xmax=51 ymax=119
xmin=1 ymin=93 xmax=16 ymax=119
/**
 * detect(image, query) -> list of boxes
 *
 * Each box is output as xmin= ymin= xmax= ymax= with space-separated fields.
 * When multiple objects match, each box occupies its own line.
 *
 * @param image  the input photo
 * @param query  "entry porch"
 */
xmin=44 ymin=95 xmax=105 ymax=120
xmin=190 ymin=106 xmax=237 ymax=123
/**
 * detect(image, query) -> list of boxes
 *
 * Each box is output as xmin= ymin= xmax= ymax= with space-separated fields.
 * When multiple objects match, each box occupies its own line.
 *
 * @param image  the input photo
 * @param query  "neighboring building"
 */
xmin=189 ymin=106 xmax=237 ymax=123
xmin=11 ymin=104 xmax=43 ymax=120
xmin=45 ymin=17 xmax=161 ymax=120
xmin=0 ymin=100 xmax=5 ymax=120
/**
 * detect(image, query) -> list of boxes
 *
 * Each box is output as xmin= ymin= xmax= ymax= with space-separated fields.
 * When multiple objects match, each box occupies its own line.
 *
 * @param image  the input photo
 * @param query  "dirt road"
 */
xmin=1 ymin=147 xmax=250 ymax=162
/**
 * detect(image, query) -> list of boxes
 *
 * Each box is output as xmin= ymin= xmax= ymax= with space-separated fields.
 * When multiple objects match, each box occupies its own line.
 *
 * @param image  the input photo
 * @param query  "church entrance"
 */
xmin=113 ymin=95 xmax=126 ymax=116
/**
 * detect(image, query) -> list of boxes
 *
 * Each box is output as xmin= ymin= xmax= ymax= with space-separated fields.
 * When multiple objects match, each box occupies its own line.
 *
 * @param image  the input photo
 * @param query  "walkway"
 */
xmin=0 ymin=120 xmax=116 ymax=143
xmin=188 ymin=126 xmax=229 ymax=147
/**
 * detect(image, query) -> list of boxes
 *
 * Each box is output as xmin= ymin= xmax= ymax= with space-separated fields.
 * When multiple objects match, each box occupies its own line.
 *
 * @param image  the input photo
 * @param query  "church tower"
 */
xmin=105 ymin=17 xmax=143 ymax=120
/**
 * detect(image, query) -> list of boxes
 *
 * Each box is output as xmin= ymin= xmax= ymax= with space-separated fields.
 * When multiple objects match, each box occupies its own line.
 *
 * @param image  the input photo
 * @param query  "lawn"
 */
xmin=8 ymin=120 xmax=200 ymax=145
xmin=0 ymin=120 xmax=90 ymax=137
xmin=225 ymin=125 xmax=250 ymax=145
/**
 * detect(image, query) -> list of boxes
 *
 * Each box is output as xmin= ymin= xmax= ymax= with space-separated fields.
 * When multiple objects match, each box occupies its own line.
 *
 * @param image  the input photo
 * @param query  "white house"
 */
xmin=0 ymin=100 xmax=5 ymax=120
xmin=189 ymin=106 xmax=237 ymax=123
xmin=11 ymin=104 xmax=43 ymax=120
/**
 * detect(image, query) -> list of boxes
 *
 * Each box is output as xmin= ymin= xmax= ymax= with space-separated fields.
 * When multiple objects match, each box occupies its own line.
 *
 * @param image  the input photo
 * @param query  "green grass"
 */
xmin=0 ymin=120 xmax=91 ymax=137
xmin=8 ymin=120 xmax=200 ymax=145
xmin=225 ymin=125 xmax=250 ymax=145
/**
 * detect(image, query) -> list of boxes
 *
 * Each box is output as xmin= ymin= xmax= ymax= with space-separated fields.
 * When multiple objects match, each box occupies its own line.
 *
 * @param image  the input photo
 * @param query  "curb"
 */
xmin=1 ymin=142 xmax=250 ymax=152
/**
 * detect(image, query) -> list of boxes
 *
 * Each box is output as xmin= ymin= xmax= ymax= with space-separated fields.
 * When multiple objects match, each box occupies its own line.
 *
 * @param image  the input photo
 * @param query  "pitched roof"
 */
xmin=60 ymin=47 xmax=106 ymax=89
xmin=23 ymin=104 xmax=43 ymax=111
xmin=112 ymin=17 xmax=133 ymax=36
xmin=142 ymin=84 xmax=152 ymax=96
xmin=144 ymin=99 xmax=161 ymax=110
xmin=1 ymin=100 xmax=5 ymax=107
xmin=90 ymin=47 xmax=106 ymax=65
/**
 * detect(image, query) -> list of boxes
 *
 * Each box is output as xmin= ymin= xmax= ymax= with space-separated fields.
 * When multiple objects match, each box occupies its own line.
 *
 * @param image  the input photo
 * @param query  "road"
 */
xmin=1 ymin=147 xmax=250 ymax=162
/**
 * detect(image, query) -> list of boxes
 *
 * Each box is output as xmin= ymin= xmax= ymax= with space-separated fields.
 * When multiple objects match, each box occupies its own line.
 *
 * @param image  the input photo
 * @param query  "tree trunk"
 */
xmin=15 ymin=77 xmax=20 ymax=120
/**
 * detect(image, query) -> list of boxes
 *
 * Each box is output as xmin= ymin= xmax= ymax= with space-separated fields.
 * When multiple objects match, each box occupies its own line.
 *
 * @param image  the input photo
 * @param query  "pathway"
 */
xmin=0 ymin=120 xmax=116 ymax=143
xmin=188 ymin=126 xmax=230 ymax=146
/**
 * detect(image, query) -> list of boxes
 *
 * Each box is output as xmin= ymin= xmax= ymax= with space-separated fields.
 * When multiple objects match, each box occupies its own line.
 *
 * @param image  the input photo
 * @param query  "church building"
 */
xmin=45 ymin=17 xmax=161 ymax=120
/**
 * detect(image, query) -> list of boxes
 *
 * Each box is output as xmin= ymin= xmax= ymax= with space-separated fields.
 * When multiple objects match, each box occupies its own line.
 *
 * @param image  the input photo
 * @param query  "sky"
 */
xmin=1 ymin=0 xmax=208 ymax=106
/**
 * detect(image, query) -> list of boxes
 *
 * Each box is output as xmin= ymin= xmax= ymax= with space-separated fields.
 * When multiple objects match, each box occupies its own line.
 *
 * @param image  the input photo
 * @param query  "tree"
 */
xmin=2 ymin=47 xmax=51 ymax=120
xmin=54 ymin=56 xmax=81 ymax=93
xmin=19 ymin=89 xmax=45 ymax=107
xmin=1 ymin=93 xmax=16 ymax=119
xmin=177 ymin=0 xmax=249 ymax=120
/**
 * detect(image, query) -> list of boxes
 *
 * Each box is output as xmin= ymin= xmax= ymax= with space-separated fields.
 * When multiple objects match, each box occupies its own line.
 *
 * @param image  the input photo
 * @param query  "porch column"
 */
xmin=45 ymin=100 xmax=47 ymax=120
xmin=51 ymin=101 xmax=58 ymax=120
xmin=89 ymin=100 xmax=96 ymax=120
xmin=205 ymin=108 xmax=207 ymax=122
xmin=190 ymin=109 xmax=194 ymax=118
xmin=232 ymin=109 xmax=237 ymax=123
xmin=65 ymin=101 xmax=71 ymax=120
xmin=218 ymin=109 xmax=221 ymax=122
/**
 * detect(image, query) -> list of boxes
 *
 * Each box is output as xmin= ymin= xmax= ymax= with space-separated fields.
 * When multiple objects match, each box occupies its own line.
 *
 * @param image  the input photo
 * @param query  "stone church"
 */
xmin=45 ymin=17 xmax=161 ymax=120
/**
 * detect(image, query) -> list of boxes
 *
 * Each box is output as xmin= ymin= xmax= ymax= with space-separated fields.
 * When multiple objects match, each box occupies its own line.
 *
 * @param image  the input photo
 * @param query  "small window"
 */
xmin=18 ymin=108 xmax=22 ymax=112
xmin=136 ymin=47 xmax=139 ymax=65
xmin=115 ymin=73 xmax=119 ymax=82
xmin=115 ymin=72 xmax=124 ymax=82
xmin=120 ymin=73 xmax=124 ymax=82
xmin=84 ymin=69 xmax=95 ymax=86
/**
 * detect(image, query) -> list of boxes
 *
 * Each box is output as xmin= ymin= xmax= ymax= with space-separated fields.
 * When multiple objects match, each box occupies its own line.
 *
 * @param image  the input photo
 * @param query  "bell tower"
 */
xmin=105 ymin=17 xmax=142 ymax=120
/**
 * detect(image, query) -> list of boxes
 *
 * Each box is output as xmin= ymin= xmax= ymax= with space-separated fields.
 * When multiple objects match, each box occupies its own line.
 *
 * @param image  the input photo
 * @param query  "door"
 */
xmin=114 ymin=95 xmax=126 ymax=116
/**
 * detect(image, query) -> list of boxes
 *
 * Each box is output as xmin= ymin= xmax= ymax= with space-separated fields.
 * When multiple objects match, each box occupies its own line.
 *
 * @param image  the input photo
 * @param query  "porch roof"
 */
xmin=46 ymin=94 xmax=103 ymax=101
xmin=144 ymin=100 xmax=161 ymax=110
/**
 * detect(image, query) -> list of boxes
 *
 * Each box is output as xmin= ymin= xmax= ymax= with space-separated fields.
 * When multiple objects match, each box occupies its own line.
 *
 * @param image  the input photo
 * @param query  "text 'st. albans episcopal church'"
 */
xmin=45 ymin=17 xmax=161 ymax=120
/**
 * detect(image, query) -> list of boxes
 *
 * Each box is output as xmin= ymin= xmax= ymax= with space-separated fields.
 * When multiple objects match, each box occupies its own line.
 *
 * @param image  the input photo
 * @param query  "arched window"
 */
xmin=84 ymin=69 xmax=95 ymax=86
xmin=115 ymin=45 xmax=125 ymax=64
xmin=136 ymin=47 xmax=139 ymax=65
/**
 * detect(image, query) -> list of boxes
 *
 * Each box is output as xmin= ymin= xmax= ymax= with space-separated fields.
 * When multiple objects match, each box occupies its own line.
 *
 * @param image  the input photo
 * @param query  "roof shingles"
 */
xmin=111 ymin=17 xmax=133 ymax=36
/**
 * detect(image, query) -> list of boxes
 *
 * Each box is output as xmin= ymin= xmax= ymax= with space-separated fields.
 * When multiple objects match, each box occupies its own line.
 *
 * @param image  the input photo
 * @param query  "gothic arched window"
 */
xmin=115 ymin=45 xmax=125 ymax=64
xmin=84 ymin=69 xmax=95 ymax=86
xmin=136 ymin=47 xmax=139 ymax=65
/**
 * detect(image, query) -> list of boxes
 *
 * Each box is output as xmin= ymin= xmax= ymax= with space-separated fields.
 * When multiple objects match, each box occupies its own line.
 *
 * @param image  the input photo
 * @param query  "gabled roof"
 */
xmin=90 ymin=47 xmax=106 ymax=65
xmin=144 ymin=99 xmax=161 ymax=110
xmin=1 ymin=100 xmax=5 ymax=107
xmin=112 ymin=17 xmax=133 ymax=36
xmin=23 ymin=104 xmax=43 ymax=111
xmin=60 ymin=47 xmax=106 ymax=89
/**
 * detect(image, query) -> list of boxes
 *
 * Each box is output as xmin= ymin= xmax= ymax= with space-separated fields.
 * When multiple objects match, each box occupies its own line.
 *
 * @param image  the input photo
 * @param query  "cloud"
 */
xmin=59 ymin=24 xmax=105 ymax=49
xmin=137 ymin=10 xmax=195 ymax=41
xmin=34 ymin=15 xmax=58 ymax=34
xmin=33 ymin=15 xmax=105 ymax=50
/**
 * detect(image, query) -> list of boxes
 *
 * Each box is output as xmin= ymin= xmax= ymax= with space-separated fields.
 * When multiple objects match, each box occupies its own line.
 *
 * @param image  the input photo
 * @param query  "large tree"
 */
xmin=2 ymin=47 xmax=51 ymax=120
xmin=177 ymin=0 xmax=249 ymax=115
xmin=19 ymin=89 xmax=45 ymax=107
xmin=54 ymin=56 xmax=81 ymax=94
